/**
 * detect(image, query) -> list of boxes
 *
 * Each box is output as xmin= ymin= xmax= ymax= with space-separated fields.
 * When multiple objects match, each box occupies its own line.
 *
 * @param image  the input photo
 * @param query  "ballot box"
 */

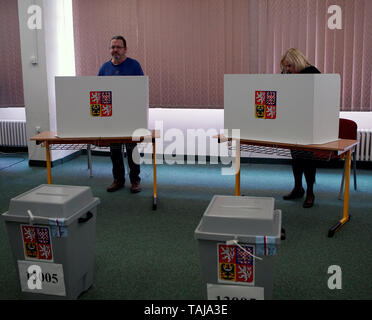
xmin=55 ymin=76 xmax=149 ymax=138
xmin=2 ymin=184 xmax=100 ymax=299
xmin=194 ymin=196 xmax=283 ymax=300
xmin=224 ymin=74 xmax=340 ymax=144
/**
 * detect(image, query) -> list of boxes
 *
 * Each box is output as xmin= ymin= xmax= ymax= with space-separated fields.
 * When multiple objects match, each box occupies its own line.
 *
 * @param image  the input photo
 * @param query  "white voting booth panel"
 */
xmin=224 ymin=74 xmax=340 ymax=144
xmin=55 ymin=76 xmax=149 ymax=138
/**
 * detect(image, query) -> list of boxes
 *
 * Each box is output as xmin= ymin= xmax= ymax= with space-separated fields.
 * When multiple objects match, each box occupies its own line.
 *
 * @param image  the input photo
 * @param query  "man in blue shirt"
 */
xmin=98 ymin=35 xmax=144 ymax=193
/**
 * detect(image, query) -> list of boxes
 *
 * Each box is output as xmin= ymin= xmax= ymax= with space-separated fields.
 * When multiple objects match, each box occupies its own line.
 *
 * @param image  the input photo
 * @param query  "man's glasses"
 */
xmin=110 ymin=46 xmax=124 ymax=50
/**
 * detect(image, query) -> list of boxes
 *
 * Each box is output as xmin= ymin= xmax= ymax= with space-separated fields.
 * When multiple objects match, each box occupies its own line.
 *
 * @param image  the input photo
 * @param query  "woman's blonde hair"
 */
xmin=280 ymin=48 xmax=311 ymax=73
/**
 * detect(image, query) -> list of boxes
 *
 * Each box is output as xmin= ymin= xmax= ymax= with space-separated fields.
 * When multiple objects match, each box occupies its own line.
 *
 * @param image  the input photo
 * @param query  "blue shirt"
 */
xmin=98 ymin=57 xmax=144 ymax=76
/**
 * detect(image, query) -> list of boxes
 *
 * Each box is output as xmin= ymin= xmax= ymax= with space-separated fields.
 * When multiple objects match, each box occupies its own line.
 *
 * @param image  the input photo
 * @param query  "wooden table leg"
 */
xmin=46 ymin=142 xmax=52 ymax=184
xmin=152 ymin=138 xmax=157 ymax=210
xmin=235 ymin=139 xmax=240 ymax=196
xmin=328 ymin=149 xmax=352 ymax=237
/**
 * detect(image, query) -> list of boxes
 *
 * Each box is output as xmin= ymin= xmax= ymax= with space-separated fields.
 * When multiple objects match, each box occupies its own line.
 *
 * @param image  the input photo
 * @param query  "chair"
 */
xmin=338 ymin=118 xmax=358 ymax=198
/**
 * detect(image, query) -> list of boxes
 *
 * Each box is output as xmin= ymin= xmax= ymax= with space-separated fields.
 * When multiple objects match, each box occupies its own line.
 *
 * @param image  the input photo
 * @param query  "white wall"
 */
xmin=18 ymin=0 xmax=49 ymax=160
xmin=339 ymin=112 xmax=372 ymax=130
xmin=148 ymin=108 xmax=224 ymax=157
xmin=17 ymin=0 xmax=75 ymax=162
xmin=0 ymin=108 xmax=26 ymax=120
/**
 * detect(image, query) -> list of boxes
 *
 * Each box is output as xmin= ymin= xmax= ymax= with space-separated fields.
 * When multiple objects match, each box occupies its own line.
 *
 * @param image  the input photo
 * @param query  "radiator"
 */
xmin=356 ymin=129 xmax=372 ymax=161
xmin=0 ymin=120 xmax=27 ymax=147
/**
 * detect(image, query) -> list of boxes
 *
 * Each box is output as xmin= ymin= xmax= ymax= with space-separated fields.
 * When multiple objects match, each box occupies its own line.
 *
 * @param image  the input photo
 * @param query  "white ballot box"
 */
xmin=55 ymin=76 xmax=149 ymax=138
xmin=224 ymin=74 xmax=340 ymax=144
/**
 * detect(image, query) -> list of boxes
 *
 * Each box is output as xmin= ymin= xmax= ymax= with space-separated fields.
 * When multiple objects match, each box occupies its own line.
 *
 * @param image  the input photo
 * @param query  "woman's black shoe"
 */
xmin=283 ymin=187 xmax=305 ymax=200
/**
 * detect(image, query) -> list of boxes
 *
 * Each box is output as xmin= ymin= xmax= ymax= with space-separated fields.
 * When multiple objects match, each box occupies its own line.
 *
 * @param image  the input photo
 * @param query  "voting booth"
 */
xmin=224 ymin=74 xmax=340 ymax=144
xmin=55 ymin=76 xmax=149 ymax=138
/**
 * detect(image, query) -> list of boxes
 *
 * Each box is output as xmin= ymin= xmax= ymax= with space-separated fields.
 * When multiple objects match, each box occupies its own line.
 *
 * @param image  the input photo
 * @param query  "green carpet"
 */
xmin=0 ymin=153 xmax=371 ymax=300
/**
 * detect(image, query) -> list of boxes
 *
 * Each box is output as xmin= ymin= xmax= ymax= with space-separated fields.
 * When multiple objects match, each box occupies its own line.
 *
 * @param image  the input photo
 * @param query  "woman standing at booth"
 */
xmin=280 ymin=48 xmax=321 ymax=208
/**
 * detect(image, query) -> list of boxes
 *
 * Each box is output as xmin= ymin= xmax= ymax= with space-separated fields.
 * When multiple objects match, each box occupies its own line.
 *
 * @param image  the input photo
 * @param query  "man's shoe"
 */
xmin=283 ymin=187 xmax=305 ymax=200
xmin=130 ymin=181 xmax=142 ymax=193
xmin=107 ymin=180 xmax=124 ymax=192
xmin=303 ymin=194 xmax=315 ymax=208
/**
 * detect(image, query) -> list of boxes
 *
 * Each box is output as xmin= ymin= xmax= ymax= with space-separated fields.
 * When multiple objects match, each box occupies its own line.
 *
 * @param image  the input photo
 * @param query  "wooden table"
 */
xmin=31 ymin=131 xmax=160 ymax=210
xmin=217 ymin=135 xmax=358 ymax=237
